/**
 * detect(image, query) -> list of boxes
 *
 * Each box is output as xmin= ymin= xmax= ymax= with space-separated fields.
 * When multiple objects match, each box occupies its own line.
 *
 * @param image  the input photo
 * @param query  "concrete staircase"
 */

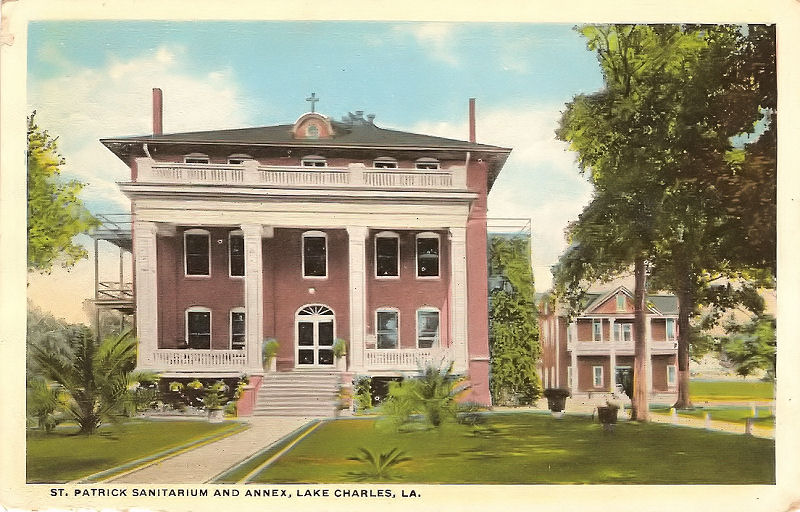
xmin=253 ymin=371 xmax=340 ymax=417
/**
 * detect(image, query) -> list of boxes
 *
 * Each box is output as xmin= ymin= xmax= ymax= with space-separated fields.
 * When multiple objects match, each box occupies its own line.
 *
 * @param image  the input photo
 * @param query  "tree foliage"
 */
xmin=27 ymin=111 xmax=98 ymax=273
xmin=720 ymin=314 xmax=776 ymax=379
xmin=488 ymin=235 xmax=541 ymax=405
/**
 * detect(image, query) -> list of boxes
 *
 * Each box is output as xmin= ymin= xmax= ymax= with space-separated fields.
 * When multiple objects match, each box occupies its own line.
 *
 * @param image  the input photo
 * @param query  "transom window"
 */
xmin=186 ymin=307 xmax=211 ymax=349
xmin=229 ymin=230 xmax=244 ymax=277
xmin=666 ymin=318 xmax=676 ymax=340
xmin=417 ymin=308 xmax=440 ymax=348
xmin=230 ymin=309 xmax=245 ymax=350
xmin=184 ymin=229 xmax=210 ymax=276
xmin=184 ymin=153 xmax=210 ymax=164
xmin=415 ymin=158 xmax=440 ymax=170
xmin=416 ymin=232 xmax=440 ymax=278
xmin=301 ymin=155 xmax=327 ymax=167
xmin=614 ymin=322 xmax=632 ymax=342
xmin=375 ymin=232 xmax=399 ymax=277
xmin=376 ymin=309 xmax=399 ymax=349
xmin=303 ymin=231 xmax=327 ymax=278
xmin=373 ymin=158 xmax=398 ymax=169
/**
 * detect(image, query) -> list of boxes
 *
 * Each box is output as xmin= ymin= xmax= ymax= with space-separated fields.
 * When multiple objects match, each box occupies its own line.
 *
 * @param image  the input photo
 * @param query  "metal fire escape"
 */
xmin=91 ymin=213 xmax=134 ymax=336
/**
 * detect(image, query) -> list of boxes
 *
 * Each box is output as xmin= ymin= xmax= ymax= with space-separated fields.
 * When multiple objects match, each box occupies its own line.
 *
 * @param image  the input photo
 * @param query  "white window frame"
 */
xmin=374 ymin=231 xmax=400 ymax=279
xmin=667 ymin=364 xmax=677 ymax=387
xmin=375 ymin=308 xmax=400 ymax=350
xmin=614 ymin=322 xmax=632 ymax=342
xmin=302 ymin=230 xmax=328 ymax=279
xmin=228 ymin=229 xmax=245 ymax=278
xmin=616 ymin=293 xmax=625 ymax=311
xmin=415 ymin=232 xmax=440 ymax=279
xmin=301 ymin=155 xmax=327 ymax=167
xmin=227 ymin=154 xmax=252 ymax=165
xmin=184 ymin=153 xmax=210 ymax=164
xmin=416 ymin=307 xmax=440 ymax=349
xmin=666 ymin=318 xmax=677 ymax=341
xmin=229 ymin=307 xmax=246 ymax=350
xmin=415 ymin=158 xmax=440 ymax=170
xmin=185 ymin=306 xmax=212 ymax=349
xmin=184 ymin=228 xmax=211 ymax=277
xmin=592 ymin=366 xmax=604 ymax=388
xmin=373 ymin=157 xmax=398 ymax=169
xmin=592 ymin=319 xmax=602 ymax=342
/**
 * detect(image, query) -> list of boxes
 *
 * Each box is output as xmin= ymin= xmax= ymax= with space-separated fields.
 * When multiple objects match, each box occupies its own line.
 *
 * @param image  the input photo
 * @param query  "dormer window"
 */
xmin=415 ymin=158 xmax=440 ymax=170
xmin=227 ymin=154 xmax=252 ymax=165
xmin=306 ymin=124 xmax=320 ymax=139
xmin=184 ymin=153 xmax=210 ymax=164
xmin=373 ymin=158 xmax=398 ymax=169
xmin=301 ymin=156 xmax=327 ymax=167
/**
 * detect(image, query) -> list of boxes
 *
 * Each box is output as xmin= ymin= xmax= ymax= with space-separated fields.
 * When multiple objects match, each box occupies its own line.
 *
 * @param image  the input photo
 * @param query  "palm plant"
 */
xmin=383 ymin=361 xmax=468 ymax=428
xmin=347 ymin=447 xmax=411 ymax=481
xmin=26 ymin=376 xmax=62 ymax=432
xmin=28 ymin=326 xmax=136 ymax=434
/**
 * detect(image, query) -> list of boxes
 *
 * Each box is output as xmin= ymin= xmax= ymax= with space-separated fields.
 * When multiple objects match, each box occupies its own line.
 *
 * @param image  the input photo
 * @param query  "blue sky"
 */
xmin=27 ymin=21 xmax=602 ymax=321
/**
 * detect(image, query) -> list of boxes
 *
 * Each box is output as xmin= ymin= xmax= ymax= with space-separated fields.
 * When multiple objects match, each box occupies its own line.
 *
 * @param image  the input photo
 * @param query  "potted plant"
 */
xmin=203 ymin=381 xmax=227 ymax=423
xmin=543 ymin=388 xmax=570 ymax=417
xmin=333 ymin=338 xmax=348 ymax=371
xmin=597 ymin=401 xmax=619 ymax=432
xmin=263 ymin=338 xmax=279 ymax=372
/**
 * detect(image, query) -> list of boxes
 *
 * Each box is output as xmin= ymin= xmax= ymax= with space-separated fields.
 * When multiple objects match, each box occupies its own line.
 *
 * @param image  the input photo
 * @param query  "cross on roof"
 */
xmin=306 ymin=92 xmax=319 ymax=113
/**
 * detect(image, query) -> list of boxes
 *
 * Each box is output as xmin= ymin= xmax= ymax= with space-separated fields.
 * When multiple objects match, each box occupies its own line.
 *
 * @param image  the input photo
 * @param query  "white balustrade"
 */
xmin=258 ymin=167 xmax=350 ymax=186
xmin=152 ymin=349 xmax=248 ymax=369
xmin=364 ymin=348 xmax=454 ymax=370
xmin=363 ymin=169 xmax=453 ymax=188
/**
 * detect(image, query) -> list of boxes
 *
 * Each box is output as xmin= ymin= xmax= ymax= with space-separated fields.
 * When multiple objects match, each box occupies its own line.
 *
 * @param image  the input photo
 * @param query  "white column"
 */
xmin=242 ymin=224 xmax=265 ymax=372
xmin=570 ymin=346 xmax=578 ymax=395
xmin=645 ymin=316 xmax=653 ymax=395
xmin=134 ymin=220 xmax=159 ymax=369
xmin=554 ymin=317 xmax=560 ymax=387
xmin=347 ymin=225 xmax=368 ymax=371
xmin=609 ymin=348 xmax=617 ymax=393
xmin=449 ymin=226 xmax=468 ymax=373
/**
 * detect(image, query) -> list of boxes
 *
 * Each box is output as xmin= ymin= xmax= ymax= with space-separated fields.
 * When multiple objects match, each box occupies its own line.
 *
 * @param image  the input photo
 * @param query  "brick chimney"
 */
xmin=469 ymin=98 xmax=476 ymax=143
xmin=152 ymin=88 xmax=163 ymax=135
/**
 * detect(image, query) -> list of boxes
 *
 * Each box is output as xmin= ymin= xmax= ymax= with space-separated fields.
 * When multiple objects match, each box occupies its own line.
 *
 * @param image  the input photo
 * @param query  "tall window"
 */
xmin=592 ymin=366 xmax=604 ymax=388
xmin=303 ymin=231 xmax=327 ymax=278
xmin=592 ymin=320 xmax=602 ymax=342
xmin=186 ymin=307 xmax=211 ymax=349
xmin=614 ymin=323 xmax=632 ymax=342
xmin=666 ymin=318 xmax=676 ymax=341
xmin=229 ymin=230 xmax=244 ymax=277
xmin=376 ymin=309 xmax=399 ymax=349
xmin=616 ymin=293 xmax=625 ymax=311
xmin=301 ymin=155 xmax=327 ymax=167
xmin=667 ymin=364 xmax=677 ymax=386
xmin=230 ymin=309 xmax=245 ymax=350
xmin=375 ymin=232 xmax=399 ymax=277
xmin=184 ymin=229 xmax=210 ymax=276
xmin=416 ymin=233 xmax=439 ymax=278
xmin=417 ymin=308 xmax=440 ymax=348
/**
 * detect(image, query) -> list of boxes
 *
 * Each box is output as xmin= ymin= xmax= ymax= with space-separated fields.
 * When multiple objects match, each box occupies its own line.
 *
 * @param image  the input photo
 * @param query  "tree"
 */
xmin=27 ymin=111 xmax=98 ymax=273
xmin=488 ymin=235 xmax=541 ymax=405
xmin=28 ymin=326 xmax=137 ymax=434
xmin=720 ymin=314 xmax=776 ymax=380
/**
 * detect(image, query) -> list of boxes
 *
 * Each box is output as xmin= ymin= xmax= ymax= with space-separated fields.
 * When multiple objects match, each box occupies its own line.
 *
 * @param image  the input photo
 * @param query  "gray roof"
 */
xmin=647 ymin=295 xmax=679 ymax=315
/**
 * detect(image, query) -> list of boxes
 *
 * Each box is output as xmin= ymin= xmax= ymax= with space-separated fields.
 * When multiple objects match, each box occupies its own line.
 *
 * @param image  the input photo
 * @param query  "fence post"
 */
xmin=704 ymin=412 xmax=711 ymax=430
xmin=745 ymin=418 xmax=754 ymax=436
xmin=670 ymin=407 xmax=678 ymax=425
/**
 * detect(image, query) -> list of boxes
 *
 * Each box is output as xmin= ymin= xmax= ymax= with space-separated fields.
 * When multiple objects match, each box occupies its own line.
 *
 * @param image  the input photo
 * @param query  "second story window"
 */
xmin=666 ymin=318 xmax=676 ymax=340
xmin=416 ymin=232 xmax=440 ymax=278
xmin=184 ymin=153 xmax=210 ymax=164
xmin=184 ymin=229 xmax=210 ymax=276
xmin=301 ymin=156 xmax=327 ymax=167
xmin=592 ymin=319 xmax=602 ymax=342
xmin=229 ymin=230 xmax=244 ymax=277
xmin=186 ymin=307 xmax=211 ymax=349
xmin=415 ymin=158 xmax=440 ymax=170
xmin=375 ymin=232 xmax=399 ymax=277
xmin=303 ymin=231 xmax=327 ymax=278
xmin=373 ymin=158 xmax=398 ymax=169
xmin=614 ymin=322 xmax=632 ymax=342
xmin=227 ymin=154 xmax=252 ymax=165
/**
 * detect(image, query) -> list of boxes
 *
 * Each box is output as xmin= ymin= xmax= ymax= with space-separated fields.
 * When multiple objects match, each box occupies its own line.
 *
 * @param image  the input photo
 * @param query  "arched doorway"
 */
xmin=295 ymin=304 xmax=335 ymax=367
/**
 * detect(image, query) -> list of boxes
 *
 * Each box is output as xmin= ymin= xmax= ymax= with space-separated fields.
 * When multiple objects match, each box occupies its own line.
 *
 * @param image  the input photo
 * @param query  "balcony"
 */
xmin=364 ymin=347 xmax=455 ymax=371
xmin=151 ymin=349 xmax=249 ymax=372
xmin=568 ymin=340 xmax=678 ymax=356
xmin=135 ymin=159 xmax=468 ymax=190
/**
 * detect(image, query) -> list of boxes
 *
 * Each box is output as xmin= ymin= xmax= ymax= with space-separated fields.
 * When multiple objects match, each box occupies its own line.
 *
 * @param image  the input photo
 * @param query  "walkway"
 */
xmin=107 ymin=416 xmax=310 ymax=484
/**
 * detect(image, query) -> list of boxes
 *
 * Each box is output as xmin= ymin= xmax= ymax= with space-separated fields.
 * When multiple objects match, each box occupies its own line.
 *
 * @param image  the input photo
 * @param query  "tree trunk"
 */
xmin=674 ymin=286 xmax=693 ymax=409
xmin=631 ymin=257 xmax=649 ymax=421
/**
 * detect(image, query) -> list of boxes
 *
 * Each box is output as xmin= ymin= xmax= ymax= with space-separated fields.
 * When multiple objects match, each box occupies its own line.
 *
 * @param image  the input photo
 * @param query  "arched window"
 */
xmin=415 ymin=232 xmax=440 ymax=278
xmin=375 ymin=231 xmax=399 ymax=278
xmin=185 ymin=306 xmax=211 ymax=349
xmin=376 ymin=308 xmax=399 ymax=349
xmin=184 ymin=228 xmax=211 ymax=276
xmin=416 ymin=307 xmax=440 ymax=349
xmin=302 ymin=230 xmax=327 ymax=278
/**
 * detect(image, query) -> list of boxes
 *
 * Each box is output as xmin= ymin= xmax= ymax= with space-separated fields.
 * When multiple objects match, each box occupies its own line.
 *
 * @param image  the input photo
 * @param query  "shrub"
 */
xmin=263 ymin=338 xmax=279 ymax=368
xmin=353 ymin=376 xmax=372 ymax=413
xmin=333 ymin=338 xmax=347 ymax=358
xmin=382 ymin=361 xmax=468 ymax=429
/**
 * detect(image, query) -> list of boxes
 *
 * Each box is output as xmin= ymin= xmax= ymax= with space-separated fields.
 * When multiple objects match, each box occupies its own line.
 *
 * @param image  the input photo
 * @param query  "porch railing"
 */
xmin=364 ymin=347 xmax=454 ymax=370
xmin=151 ymin=349 xmax=248 ymax=369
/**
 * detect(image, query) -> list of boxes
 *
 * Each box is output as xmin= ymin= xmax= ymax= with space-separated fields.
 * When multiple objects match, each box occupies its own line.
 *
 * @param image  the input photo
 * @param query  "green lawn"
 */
xmin=652 ymin=405 xmax=775 ymax=426
xmin=247 ymin=414 xmax=774 ymax=484
xmin=27 ymin=419 xmax=243 ymax=483
xmin=690 ymin=380 xmax=774 ymax=402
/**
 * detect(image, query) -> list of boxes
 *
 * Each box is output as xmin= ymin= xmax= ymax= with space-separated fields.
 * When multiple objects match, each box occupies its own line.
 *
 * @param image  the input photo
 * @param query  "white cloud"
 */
xmin=411 ymin=104 xmax=593 ymax=291
xmin=394 ymin=23 xmax=459 ymax=66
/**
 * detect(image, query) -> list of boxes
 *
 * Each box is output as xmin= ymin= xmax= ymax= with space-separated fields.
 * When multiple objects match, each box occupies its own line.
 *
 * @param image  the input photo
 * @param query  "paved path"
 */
xmin=648 ymin=412 xmax=774 ymax=439
xmin=108 ymin=416 xmax=310 ymax=484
